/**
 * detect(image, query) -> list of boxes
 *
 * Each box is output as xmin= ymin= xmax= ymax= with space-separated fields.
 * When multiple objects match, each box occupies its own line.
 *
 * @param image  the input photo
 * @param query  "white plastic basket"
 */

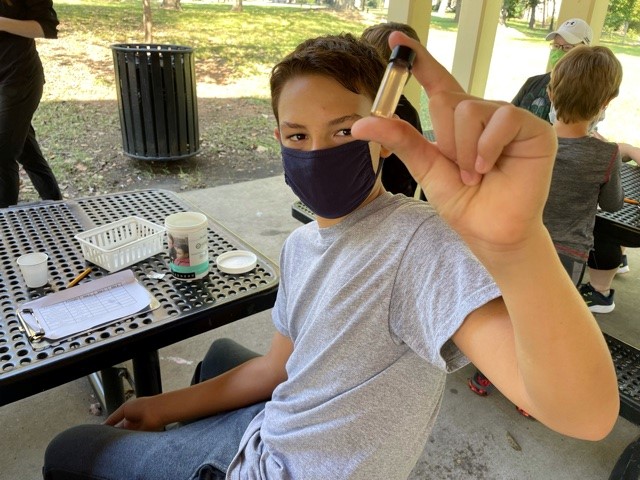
xmin=74 ymin=216 xmax=166 ymax=272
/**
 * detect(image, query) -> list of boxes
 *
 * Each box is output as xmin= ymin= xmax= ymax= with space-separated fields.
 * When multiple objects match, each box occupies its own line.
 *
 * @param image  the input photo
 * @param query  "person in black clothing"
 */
xmin=361 ymin=22 xmax=424 ymax=198
xmin=511 ymin=18 xmax=593 ymax=123
xmin=0 ymin=0 xmax=62 ymax=208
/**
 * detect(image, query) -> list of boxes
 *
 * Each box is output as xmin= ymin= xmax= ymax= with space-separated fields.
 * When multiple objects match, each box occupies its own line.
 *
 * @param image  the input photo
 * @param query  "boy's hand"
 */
xmin=104 ymin=396 xmax=165 ymax=431
xmin=352 ymin=32 xmax=557 ymax=258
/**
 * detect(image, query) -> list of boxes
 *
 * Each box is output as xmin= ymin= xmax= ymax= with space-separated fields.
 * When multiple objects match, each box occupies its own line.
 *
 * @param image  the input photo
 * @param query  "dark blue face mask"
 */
xmin=281 ymin=140 xmax=383 ymax=219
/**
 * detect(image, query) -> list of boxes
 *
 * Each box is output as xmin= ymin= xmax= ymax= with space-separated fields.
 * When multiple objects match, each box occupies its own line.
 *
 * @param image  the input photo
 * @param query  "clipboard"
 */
xmin=17 ymin=269 xmax=159 ymax=348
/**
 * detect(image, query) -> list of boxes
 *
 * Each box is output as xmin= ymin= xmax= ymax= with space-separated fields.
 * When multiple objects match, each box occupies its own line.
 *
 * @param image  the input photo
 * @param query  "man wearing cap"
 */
xmin=512 ymin=18 xmax=593 ymax=122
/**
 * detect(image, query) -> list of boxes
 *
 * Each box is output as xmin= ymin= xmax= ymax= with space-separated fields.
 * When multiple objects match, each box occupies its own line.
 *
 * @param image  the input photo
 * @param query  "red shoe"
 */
xmin=516 ymin=405 xmax=534 ymax=419
xmin=468 ymin=370 xmax=492 ymax=396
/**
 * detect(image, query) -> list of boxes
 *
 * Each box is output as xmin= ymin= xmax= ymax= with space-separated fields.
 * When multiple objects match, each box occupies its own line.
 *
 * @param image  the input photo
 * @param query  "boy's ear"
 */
xmin=274 ymin=128 xmax=281 ymax=142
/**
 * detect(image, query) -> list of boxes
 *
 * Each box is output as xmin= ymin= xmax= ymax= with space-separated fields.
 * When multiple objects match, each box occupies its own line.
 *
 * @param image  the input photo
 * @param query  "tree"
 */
xmin=605 ymin=0 xmax=640 ymax=41
xmin=454 ymin=0 xmax=462 ymax=22
xmin=525 ymin=0 xmax=541 ymax=28
xmin=501 ymin=0 xmax=524 ymax=24
xmin=143 ymin=0 xmax=152 ymax=42
xmin=161 ymin=0 xmax=181 ymax=10
xmin=231 ymin=0 xmax=242 ymax=12
xmin=548 ymin=0 xmax=557 ymax=31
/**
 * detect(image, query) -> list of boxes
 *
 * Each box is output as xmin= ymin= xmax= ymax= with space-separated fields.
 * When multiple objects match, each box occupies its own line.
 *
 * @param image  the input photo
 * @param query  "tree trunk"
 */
xmin=549 ymin=0 xmax=556 ymax=31
xmin=437 ymin=0 xmax=447 ymax=14
xmin=143 ymin=0 xmax=152 ymax=43
xmin=528 ymin=5 xmax=536 ymax=28
xmin=161 ymin=0 xmax=181 ymax=10
xmin=333 ymin=0 xmax=348 ymax=10
xmin=231 ymin=0 xmax=242 ymax=12
xmin=454 ymin=0 xmax=462 ymax=22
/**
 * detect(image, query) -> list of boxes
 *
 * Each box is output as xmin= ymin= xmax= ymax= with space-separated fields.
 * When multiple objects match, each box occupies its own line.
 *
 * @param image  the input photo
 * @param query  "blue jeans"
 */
xmin=43 ymin=339 xmax=264 ymax=480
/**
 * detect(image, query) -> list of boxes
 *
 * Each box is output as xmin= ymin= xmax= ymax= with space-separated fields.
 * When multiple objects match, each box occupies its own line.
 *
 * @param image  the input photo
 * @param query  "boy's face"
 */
xmin=274 ymin=74 xmax=386 ymax=171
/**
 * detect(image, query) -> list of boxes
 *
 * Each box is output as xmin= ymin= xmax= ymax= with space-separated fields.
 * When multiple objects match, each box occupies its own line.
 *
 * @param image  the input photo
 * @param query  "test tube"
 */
xmin=371 ymin=45 xmax=417 ymax=118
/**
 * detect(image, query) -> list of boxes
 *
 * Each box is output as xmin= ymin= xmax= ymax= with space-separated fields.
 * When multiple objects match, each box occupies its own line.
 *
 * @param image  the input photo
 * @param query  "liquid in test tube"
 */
xmin=371 ymin=45 xmax=417 ymax=118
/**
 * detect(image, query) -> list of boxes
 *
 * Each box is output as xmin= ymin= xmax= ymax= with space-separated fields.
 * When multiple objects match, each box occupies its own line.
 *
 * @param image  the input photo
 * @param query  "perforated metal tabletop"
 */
xmin=596 ymin=162 xmax=640 ymax=248
xmin=0 ymin=189 xmax=279 ymax=406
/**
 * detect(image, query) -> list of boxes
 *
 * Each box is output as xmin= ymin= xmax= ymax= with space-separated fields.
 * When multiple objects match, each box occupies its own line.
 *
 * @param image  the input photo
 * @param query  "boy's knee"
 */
xmin=198 ymin=338 xmax=260 ymax=382
xmin=43 ymin=425 xmax=100 ymax=479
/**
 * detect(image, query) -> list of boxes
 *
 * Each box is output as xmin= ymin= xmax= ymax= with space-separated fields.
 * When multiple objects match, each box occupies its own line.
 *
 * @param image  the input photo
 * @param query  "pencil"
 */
xmin=624 ymin=198 xmax=640 ymax=205
xmin=67 ymin=267 xmax=92 ymax=288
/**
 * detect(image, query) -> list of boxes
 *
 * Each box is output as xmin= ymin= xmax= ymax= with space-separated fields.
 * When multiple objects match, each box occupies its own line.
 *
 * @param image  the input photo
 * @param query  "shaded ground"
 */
xmin=20 ymin=95 xmax=282 ymax=202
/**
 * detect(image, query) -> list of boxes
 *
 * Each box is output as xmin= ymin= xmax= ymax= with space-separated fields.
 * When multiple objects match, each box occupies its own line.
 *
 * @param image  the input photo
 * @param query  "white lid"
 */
xmin=216 ymin=250 xmax=257 ymax=274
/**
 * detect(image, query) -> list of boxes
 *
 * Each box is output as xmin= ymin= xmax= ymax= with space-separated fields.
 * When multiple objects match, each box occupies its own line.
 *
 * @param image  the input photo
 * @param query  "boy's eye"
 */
xmin=286 ymin=133 xmax=307 ymax=142
xmin=336 ymin=128 xmax=352 ymax=137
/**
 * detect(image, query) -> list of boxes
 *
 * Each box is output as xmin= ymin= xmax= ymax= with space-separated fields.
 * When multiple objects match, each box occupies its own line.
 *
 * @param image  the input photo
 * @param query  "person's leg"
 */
xmin=0 ymin=84 xmax=32 ymax=207
xmin=609 ymin=435 xmax=640 ymax=480
xmin=43 ymin=400 xmax=266 ymax=480
xmin=44 ymin=338 xmax=264 ymax=480
xmin=192 ymin=337 xmax=261 ymax=385
xmin=557 ymin=253 xmax=586 ymax=287
xmin=618 ymin=246 xmax=629 ymax=274
xmin=14 ymin=77 xmax=62 ymax=202
xmin=582 ymin=229 xmax=621 ymax=313
xmin=21 ymin=124 xmax=62 ymax=201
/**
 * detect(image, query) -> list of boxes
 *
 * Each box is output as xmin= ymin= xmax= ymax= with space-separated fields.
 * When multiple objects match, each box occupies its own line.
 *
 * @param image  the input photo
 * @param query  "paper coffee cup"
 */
xmin=17 ymin=252 xmax=49 ymax=288
xmin=165 ymin=212 xmax=209 ymax=280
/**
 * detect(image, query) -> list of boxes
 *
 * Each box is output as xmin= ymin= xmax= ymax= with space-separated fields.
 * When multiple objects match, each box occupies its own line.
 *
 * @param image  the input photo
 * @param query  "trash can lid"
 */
xmin=110 ymin=43 xmax=193 ymax=53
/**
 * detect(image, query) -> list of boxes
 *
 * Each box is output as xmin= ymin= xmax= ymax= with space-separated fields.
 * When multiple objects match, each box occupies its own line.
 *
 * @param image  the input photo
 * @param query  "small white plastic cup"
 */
xmin=17 ymin=252 xmax=49 ymax=288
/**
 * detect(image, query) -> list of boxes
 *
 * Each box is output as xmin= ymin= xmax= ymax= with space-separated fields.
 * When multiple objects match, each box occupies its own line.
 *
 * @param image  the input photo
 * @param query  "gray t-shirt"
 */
xmin=227 ymin=193 xmax=501 ymax=480
xmin=542 ymin=136 xmax=623 ymax=262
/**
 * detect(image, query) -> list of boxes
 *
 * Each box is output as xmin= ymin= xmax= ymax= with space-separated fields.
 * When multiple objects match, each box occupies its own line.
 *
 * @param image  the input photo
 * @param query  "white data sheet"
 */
xmin=17 ymin=269 xmax=152 ymax=342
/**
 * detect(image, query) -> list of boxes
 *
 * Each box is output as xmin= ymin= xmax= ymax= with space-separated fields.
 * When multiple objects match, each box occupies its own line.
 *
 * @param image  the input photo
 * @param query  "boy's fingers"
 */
xmin=387 ymin=31 xmax=465 ymax=98
xmin=352 ymin=116 xmax=435 ymax=181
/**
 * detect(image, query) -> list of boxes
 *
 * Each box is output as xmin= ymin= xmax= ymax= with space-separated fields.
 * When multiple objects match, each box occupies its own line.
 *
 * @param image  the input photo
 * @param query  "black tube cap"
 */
xmin=389 ymin=45 xmax=416 ymax=69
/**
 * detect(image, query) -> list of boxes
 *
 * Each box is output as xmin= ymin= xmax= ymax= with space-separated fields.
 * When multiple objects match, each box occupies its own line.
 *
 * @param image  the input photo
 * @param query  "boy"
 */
xmin=43 ymin=33 xmax=618 ymax=480
xmin=546 ymin=45 xmax=624 ymax=312
xmin=470 ymin=45 xmax=624 ymax=399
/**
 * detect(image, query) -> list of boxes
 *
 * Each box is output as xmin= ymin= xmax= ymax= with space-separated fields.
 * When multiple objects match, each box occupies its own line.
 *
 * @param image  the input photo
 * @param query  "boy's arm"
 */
xmin=451 ymin=241 xmax=617 ymax=440
xmin=105 ymin=332 xmax=293 ymax=430
xmin=352 ymin=32 xmax=618 ymax=441
xmin=619 ymin=142 xmax=640 ymax=163
xmin=598 ymin=148 xmax=624 ymax=212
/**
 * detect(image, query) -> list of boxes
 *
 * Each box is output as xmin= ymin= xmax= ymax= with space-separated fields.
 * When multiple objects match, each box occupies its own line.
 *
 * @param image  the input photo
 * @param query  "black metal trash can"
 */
xmin=111 ymin=44 xmax=200 ymax=161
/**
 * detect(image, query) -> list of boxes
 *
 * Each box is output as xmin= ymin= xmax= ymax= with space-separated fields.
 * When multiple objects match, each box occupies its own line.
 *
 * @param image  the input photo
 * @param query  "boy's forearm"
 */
xmin=152 ymin=355 xmax=284 ymax=426
xmin=474 ymin=226 xmax=618 ymax=437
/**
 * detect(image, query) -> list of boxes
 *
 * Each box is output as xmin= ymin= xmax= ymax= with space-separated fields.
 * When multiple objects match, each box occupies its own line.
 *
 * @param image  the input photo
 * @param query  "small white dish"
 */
xmin=216 ymin=250 xmax=257 ymax=274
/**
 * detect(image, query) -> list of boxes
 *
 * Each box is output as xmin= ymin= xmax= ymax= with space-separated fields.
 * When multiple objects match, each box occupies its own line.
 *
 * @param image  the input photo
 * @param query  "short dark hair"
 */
xmin=548 ymin=45 xmax=622 ymax=123
xmin=270 ymin=33 xmax=386 ymax=122
xmin=361 ymin=22 xmax=421 ymax=62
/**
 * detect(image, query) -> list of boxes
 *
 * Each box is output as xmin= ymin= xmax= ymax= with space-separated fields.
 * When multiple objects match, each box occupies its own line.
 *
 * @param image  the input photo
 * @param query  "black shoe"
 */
xmin=579 ymin=283 xmax=615 ymax=314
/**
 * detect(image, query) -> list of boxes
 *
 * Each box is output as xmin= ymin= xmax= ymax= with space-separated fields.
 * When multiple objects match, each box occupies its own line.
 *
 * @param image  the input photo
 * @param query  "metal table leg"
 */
xmin=132 ymin=349 xmax=162 ymax=397
xmin=88 ymin=366 xmax=127 ymax=415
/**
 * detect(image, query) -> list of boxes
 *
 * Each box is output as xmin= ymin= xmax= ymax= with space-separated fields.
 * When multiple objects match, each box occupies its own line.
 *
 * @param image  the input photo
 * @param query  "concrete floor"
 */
xmin=2 ymin=175 xmax=639 ymax=480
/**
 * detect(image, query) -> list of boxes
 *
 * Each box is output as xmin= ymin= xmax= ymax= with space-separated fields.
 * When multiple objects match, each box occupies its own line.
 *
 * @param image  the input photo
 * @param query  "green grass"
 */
xmin=54 ymin=1 xmax=369 ymax=82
